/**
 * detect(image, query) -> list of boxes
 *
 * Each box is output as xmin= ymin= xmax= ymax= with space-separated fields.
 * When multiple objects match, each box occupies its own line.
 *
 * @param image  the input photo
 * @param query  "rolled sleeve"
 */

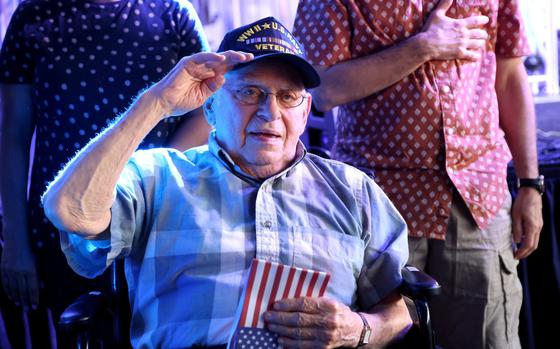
xmin=59 ymin=158 xmax=148 ymax=278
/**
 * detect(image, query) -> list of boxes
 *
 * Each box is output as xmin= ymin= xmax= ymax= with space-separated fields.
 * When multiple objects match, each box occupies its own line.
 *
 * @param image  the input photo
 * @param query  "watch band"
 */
xmin=357 ymin=312 xmax=371 ymax=347
xmin=517 ymin=175 xmax=545 ymax=195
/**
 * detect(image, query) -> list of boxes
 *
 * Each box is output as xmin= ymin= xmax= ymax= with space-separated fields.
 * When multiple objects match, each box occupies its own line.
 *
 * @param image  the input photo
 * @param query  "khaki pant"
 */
xmin=408 ymin=191 xmax=522 ymax=349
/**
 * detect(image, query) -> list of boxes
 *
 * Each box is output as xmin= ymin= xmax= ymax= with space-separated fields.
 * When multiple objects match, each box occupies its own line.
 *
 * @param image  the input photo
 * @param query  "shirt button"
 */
xmin=447 ymin=128 xmax=454 ymax=135
xmin=263 ymin=220 xmax=272 ymax=228
xmin=438 ymin=208 xmax=446 ymax=216
xmin=441 ymin=85 xmax=450 ymax=93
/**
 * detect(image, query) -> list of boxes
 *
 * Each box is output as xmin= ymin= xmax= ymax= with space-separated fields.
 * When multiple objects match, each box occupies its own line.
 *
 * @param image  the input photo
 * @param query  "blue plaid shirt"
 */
xmin=60 ymin=132 xmax=408 ymax=348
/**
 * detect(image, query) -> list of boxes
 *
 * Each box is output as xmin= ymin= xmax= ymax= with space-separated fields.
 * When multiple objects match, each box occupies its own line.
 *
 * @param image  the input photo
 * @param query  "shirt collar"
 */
xmin=208 ymin=130 xmax=307 ymax=184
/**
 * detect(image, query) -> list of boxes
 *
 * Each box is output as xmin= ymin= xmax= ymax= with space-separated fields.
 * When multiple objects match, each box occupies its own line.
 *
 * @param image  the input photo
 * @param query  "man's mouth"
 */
xmin=249 ymin=130 xmax=281 ymax=139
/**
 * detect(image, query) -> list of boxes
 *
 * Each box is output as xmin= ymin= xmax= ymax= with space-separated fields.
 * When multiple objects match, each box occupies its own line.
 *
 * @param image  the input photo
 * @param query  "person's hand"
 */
xmin=419 ymin=0 xmax=489 ymax=61
xmin=264 ymin=297 xmax=362 ymax=348
xmin=512 ymin=188 xmax=543 ymax=259
xmin=147 ymin=51 xmax=253 ymax=118
xmin=1 ymin=237 xmax=40 ymax=311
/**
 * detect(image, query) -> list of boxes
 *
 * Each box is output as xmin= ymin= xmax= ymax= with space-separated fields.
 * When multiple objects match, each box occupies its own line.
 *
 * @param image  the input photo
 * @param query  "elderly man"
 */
xmin=43 ymin=17 xmax=411 ymax=348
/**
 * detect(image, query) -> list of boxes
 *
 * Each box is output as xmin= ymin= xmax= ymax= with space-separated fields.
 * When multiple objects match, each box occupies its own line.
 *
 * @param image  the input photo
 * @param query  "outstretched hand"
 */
xmin=148 ymin=50 xmax=253 ymax=118
xmin=421 ymin=0 xmax=489 ymax=61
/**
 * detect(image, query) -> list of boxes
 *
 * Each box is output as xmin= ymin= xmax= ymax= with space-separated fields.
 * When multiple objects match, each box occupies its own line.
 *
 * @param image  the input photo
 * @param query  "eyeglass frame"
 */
xmin=223 ymin=85 xmax=308 ymax=109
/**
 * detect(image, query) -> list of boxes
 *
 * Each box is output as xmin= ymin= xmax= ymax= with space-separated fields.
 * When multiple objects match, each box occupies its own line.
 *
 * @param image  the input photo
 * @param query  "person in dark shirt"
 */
xmin=0 ymin=0 xmax=210 ymax=347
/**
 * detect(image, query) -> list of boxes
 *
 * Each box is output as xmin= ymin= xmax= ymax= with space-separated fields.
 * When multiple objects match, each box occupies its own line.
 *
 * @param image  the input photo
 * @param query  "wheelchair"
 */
xmin=59 ymin=143 xmax=442 ymax=348
xmin=59 ymin=260 xmax=441 ymax=349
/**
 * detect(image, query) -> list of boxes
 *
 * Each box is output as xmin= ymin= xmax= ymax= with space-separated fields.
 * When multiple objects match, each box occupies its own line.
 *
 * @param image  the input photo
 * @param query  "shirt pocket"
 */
xmin=290 ymin=226 xmax=365 ymax=306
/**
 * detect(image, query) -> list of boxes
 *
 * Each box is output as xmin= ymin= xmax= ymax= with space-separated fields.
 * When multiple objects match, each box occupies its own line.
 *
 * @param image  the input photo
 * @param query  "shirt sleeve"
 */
xmin=0 ymin=1 xmax=40 ymax=84
xmin=292 ymin=0 xmax=352 ymax=67
xmin=59 ymin=154 xmax=150 ymax=279
xmin=495 ymin=0 xmax=531 ymax=57
xmin=357 ymin=176 xmax=409 ymax=310
xmin=174 ymin=0 xmax=210 ymax=56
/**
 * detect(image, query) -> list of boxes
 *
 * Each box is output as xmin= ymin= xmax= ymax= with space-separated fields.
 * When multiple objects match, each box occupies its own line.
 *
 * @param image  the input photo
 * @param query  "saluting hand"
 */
xmin=147 ymin=51 xmax=253 ymax=118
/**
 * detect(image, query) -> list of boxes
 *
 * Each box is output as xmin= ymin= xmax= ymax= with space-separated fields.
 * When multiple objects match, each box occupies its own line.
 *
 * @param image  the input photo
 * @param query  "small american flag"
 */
xmin=228 ymin=259 xmax=330 ymax=348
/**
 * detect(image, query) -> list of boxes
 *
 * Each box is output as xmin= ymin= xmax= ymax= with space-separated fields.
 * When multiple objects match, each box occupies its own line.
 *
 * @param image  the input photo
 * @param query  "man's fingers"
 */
xmin=190 ymin=50 xmax=253 ymax=71
xmin=515 ymin=221 xmax=541 ymax=259
xmin=26 ymin=273 xmax=40 ymax=310
xmin=268 ymin=323 xmax=318 ymax=340
xmin=512 ymin=210 xmax=523 ymax=244
xmin=17 ymin=275 xmax=30 ymax=311
xmin=272 ymin=297 xmax=336 ymax=315
xmin=5 ymin=273 xmax=20 ymax=306
xmin=456 ymin=47 xmax=481 ymax=62
xmin=266 ymin=309 xmax=315 ymax=327
xmin=219 ymin=50 xmax=254 ymax=67
xmin=434 ymin=0 xmax=453 ymax=15
xmin=462 ymin=15 xmax=490 ymax=28
xmin=1 ymin=272 xmax=13 ymax=302
xmin=204 ymin=75 xmax=226 ymax=94
xmin=184 ymin=51 xmax=253 ymax=81
xmin=467 ymin=28 xmax=489 ymax=40
xmin=464 ymin=38 xmax=486 ymax=50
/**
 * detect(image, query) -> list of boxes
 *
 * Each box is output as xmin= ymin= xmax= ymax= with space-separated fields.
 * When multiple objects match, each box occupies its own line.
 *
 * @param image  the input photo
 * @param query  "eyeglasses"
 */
xmin=226 ymin=85 xmax=307 ymax=109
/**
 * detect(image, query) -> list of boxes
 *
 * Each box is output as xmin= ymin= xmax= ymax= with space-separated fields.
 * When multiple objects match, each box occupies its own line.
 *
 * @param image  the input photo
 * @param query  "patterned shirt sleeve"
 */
xmin=59 ymin=152 xmax=152 ymax=278
xmin=0 ymin=1 xmax=39 ymax=84
xmin=292 ymin=0 xmax=352 ymax=67
xmin=495 ymin=0 xmax=531 ymax=57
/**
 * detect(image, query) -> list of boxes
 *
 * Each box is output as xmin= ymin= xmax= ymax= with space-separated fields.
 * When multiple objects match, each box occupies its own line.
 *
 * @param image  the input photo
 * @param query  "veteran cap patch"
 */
xmin=218 ymin=16 xmax=320 ymax=88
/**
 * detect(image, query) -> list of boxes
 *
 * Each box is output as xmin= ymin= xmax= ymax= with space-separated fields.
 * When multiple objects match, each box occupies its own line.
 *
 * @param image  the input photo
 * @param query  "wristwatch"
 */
xmin=357 ymin=312 xmax=371 ymax=347
xmin=517 ymin=175 xmax=545 ymax=195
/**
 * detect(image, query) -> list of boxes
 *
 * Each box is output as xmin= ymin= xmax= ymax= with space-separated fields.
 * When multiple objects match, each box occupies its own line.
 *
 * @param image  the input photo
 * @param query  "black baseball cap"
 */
xmin=218 ymin=16 xmax=320 ymax=88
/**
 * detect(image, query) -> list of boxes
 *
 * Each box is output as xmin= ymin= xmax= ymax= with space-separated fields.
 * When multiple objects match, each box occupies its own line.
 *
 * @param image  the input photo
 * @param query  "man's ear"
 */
xmin=203 ymin=96 xmax=216 ymax=126
xmin=298 ymin=92 xmax=312 ymax=136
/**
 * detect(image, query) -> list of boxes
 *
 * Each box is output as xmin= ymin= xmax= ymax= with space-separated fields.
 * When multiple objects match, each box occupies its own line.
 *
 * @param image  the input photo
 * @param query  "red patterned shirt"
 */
xmin=294 ymin=0 xmax=530 ymax=239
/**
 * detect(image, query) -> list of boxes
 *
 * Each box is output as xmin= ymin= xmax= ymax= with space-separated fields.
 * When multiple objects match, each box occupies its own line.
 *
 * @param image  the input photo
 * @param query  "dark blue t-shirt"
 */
xmin=0 ymin=0 xmax=209 ymax=251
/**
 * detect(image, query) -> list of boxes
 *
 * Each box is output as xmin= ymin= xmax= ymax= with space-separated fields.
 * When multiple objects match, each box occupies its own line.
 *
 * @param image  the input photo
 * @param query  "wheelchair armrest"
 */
xmin=58 ymin=291 xmax=111 ymax=333
xmin=399 ymin=265 xmax=441 ymax=299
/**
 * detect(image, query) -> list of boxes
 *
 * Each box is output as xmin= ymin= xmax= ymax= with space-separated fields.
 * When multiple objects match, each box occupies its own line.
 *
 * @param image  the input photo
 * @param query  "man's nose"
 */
xmin=256 ymin=94 xmax=282 ymax=121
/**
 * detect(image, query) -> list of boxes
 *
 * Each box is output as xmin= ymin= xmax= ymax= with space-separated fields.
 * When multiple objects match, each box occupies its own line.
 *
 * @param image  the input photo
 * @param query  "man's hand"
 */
xmin=147 ymin=51 xmax=253 ymax=118
xmin=512 ymin=188 xmax=543 ymax=259
xmin=264 ymin=297 xmax=362 ymax=348
xmin=1 ymin=236 xmax=40 ymax=311
xmin=420 ymin=0 xmax=489 ymax=61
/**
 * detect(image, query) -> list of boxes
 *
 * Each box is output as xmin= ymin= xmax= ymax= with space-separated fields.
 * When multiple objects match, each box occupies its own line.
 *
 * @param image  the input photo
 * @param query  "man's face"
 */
xmin=205 ymin=59 xmax=311 ymax=179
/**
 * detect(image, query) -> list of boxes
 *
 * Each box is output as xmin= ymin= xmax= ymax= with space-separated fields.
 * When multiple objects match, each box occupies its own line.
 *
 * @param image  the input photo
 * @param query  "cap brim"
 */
xmin=233 ymin=53 xmax=321 ymax=89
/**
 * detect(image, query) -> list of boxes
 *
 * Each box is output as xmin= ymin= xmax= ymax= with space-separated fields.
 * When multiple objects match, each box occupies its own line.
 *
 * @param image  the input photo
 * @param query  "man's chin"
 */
xmin=241 ymin=153 xmax=292 ymax=174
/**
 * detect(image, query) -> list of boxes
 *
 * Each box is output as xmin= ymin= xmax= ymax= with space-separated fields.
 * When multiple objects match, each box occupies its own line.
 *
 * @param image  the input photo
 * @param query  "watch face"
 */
xmin=363 ymin=328 xmax=372 ymax=344
xmin=536 ymin=175 xmax=545 ymax=194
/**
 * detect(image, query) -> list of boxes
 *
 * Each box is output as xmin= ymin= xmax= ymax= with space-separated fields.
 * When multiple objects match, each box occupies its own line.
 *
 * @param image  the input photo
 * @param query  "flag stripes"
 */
xmin=238 ymin=259 xmax=330 ymax=329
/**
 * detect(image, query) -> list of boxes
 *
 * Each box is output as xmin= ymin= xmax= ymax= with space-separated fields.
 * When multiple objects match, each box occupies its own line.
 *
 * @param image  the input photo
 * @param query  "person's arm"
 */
xmin=42 ymin=51 xmax=253 ymax=238
xmin=0 ymin=83 xmax=40 ymax=310
xmin=167 ymin=107 xmax=212 ymax=151
xmin=495 ymin=56 xmax=543 ymax=259
xmin=311 ymin=0 xmax=489 ymax=111
xmin=264 ymin=291 xmax=411 ymax=348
